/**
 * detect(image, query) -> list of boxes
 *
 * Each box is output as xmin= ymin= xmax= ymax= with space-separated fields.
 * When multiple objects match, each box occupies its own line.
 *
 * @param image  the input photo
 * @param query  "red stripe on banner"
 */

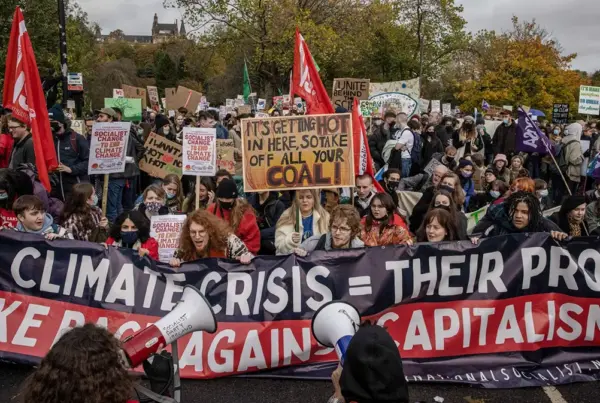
xmin=2 ymin=291 xmax=600 ymax=378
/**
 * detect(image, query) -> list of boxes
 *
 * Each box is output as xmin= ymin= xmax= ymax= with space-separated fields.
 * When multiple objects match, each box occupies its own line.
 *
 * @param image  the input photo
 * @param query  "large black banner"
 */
xmin=2 ymin=230 xmax=600 ymax=388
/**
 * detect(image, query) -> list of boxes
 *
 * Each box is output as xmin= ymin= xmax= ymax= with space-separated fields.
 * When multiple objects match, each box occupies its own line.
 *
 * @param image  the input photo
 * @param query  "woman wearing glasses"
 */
xmin=294 ymin=205 xmax=364 ymax=256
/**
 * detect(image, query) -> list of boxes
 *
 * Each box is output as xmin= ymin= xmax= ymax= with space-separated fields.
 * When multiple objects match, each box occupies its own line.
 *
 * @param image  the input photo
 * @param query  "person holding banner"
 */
xmin=361 ymin=193 xmax=412 ymax=247
xmin=106 ymin=210 xmax=159 ymax=260
xmin=471 ymin=191 xmax=565 ymax=242
xmin=20 ymin=324 xmax=135 ymax=403
xmin=60 ymin=183 xmax=109 ymax=242
xmin=548 ymin=195 xmax=588 ymax=237
xmin=170 ymin=209 xmax=253 ymax=266
xmin=275 ymin=189 xmax=330 ymax=255
xmin=425 ymin=190 xmax=468 ymax=239
xmin=416 ymin=208 xmax=462 ymax=243
xmin=294 ymin=205 xmax=364 ymax=256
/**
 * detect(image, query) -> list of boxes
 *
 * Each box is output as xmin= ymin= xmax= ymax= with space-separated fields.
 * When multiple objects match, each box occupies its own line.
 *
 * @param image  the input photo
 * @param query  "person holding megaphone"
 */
xmin=312 ymin=301 xmax=409 ymax=403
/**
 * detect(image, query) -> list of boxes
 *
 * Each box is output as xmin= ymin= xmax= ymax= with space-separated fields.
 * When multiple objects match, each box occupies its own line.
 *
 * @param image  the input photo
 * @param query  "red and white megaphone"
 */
xmin=311 ymin=300 xmax=361 ymax=364
xmin=122 ymin=285 xmax=217 ymax=368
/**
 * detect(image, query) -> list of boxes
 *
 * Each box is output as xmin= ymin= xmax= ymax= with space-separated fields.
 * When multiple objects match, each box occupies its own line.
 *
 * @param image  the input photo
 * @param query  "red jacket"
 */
xmin=106 ymin=237 xmax=159 ymax=260
xmin=207 ymin=203 xmax=260 ymax=254
xmin=0 ymin=133 xmax=13 ymax=169
xmin=0 ymin=208 xmax=17 ymax=228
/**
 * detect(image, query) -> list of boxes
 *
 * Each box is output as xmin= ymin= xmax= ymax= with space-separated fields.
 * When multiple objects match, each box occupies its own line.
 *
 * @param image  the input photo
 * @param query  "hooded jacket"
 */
xmin=471 ymin=204 xmax=560 ymax=238
xmin=15 ymin=213 xmax=73 ymax=239
xmin=562 ymin=123 xmax=584 ymax=182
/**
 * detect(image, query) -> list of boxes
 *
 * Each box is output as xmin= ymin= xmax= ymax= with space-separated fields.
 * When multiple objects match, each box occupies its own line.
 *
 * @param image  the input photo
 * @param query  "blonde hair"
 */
xmin=276 ymin=189 xmax=329 ymax=234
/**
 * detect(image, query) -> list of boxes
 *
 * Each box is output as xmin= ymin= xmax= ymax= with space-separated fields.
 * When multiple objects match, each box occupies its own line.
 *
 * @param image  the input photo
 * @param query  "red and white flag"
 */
xmin=352 ymin=97 xmax=384 ymax=193
xmin=2 ymin=7 xmax=57 ymax=191
xmin=291 ymin=28 xmax=334 ymax=115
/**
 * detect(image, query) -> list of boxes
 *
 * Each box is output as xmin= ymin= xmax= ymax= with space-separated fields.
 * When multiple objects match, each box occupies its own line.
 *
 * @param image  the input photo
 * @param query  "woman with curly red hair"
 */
xmin=20 ymin=323 xmax=135 ymax=403
xmin=169 ymin=209 xmax=253 ymax=268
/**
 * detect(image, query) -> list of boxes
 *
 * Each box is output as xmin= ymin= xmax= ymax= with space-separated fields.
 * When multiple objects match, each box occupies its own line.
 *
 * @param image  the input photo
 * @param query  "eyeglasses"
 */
xmin=331 ymin=225 xmax=351 ymax=234
xmin=8 ymin=125 xmax=22 ymax=130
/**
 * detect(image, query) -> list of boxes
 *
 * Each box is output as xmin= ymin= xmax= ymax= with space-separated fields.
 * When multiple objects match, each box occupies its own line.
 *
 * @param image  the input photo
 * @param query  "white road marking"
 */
xmin=543 ymin=386 xmax=569 ymax=403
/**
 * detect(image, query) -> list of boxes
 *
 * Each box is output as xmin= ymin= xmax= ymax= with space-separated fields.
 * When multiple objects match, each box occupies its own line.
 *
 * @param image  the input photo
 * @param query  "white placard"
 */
xmin=431 ymin=100 xmax=441 ymax=113
xmin=578 ymin=85 xmax=600 ymax=116
xmin=88 ymin=122 xmax=131 ymax=175
xmin=182 ymin=127 xmax=217 ymax=176
xmin=257 ymin=98 xmax=266 ymax=110
xmin=113 ymin=89 xmax=124 ymax=98
xmin=150 ymin=215 xmax=187 ymax=263
xmin=442 ymin=103 xmax=452 ymax=116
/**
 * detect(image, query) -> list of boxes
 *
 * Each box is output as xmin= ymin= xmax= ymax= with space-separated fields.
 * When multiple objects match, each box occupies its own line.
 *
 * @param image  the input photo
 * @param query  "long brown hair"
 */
xmin=163 ymin=173 xmax=184 ymax=206
xmin=440 ymin=172 xmax=465 ymax=207
xmin=365 ymin=192 xmax=397 ymax=235
xmin=216 ymin=197 xmax=254 ymax=232
xmin=60 ymin=183 xmax=95 ymax=228
xmin=179 ymin=209 xmax=232 ymax=261
xmin=276 ymin=189 xmax=329 ymax=233
xmin=20 ymin=323 xmax=133 ymax=403
xmin=416 ymin=208 xmax=460 ymax=242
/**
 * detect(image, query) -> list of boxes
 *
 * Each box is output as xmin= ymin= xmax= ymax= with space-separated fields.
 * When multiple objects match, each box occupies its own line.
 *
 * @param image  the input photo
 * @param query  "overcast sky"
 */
xmin=78 ymin=0 xmax=599 ymax=73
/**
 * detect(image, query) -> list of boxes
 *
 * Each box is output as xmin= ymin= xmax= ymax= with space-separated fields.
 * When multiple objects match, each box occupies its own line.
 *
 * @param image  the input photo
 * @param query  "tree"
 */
xmin=457 ymin=17 xmax=585 ymax=116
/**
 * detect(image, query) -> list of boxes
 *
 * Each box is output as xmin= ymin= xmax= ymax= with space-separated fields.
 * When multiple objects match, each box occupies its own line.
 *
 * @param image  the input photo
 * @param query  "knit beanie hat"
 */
xmin=216 ymin=178 xmax=238 ymax=199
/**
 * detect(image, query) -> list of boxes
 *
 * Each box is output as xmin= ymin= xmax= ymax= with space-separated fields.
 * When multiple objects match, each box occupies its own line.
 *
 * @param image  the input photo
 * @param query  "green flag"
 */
xmin=243 ymin=60 xmax=251 ymax=103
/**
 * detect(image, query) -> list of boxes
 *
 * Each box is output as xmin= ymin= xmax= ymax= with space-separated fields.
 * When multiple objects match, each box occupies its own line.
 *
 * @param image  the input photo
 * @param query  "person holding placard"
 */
xmin=169 ymin=209 xmax=253 ymax=267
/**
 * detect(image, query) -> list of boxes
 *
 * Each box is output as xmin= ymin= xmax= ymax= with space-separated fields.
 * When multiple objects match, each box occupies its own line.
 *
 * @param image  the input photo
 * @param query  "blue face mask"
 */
xmin=553 ymin=129 xmax=560 ymax=135
xmin=0 ymin=192 xmax=7 ymax=200
xmin=503 ymin=118 xmax=509 ymax=125
xmin=121 ymin=231 xmax=138 ymax=245
xmin=490 ymin=190 xmax=501 ymax=199
xmin=166 ymin=192 xmax=177 ymax=200
xmin=89 ymin=194 xmax=98 ymax=206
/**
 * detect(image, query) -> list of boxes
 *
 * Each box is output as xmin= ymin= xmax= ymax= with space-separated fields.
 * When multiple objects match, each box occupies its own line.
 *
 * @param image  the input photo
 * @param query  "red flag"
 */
xmin=352 ymin=97 xmax=384 ymax=193
xmin=291 ymin=28 xmax=334 ymax=115
xmin=3 ymin=7 xmax=57 ymax=191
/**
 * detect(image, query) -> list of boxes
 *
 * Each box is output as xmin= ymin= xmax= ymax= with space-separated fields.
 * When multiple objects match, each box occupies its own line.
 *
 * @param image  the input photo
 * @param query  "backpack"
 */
xmin=557 ymin=139 xmax=578 ymax=173
xmin=410 ymin=131 xmax=423 ymax=165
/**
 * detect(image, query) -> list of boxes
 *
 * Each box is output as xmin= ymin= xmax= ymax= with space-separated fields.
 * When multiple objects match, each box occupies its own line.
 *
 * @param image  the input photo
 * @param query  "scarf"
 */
xmin=568 ymin=220 xmax=581 ymax=237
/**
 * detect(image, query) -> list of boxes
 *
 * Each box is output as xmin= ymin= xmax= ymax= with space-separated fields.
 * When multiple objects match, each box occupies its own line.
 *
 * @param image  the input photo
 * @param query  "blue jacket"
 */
xmin=215 ymin=123 xmax=229 ymax=140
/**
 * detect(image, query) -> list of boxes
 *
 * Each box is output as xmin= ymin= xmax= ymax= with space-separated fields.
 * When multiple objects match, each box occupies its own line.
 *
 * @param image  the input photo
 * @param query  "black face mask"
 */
xmin=220 ymin=201 xmax=235 ymax=210
xmin=387 ymin=181 xmax=399 ymax=191
xmin=50 ymin=121 xmax=61 ymax=133
xmin=445 ymin=126 xmax=454 ymax=133
xmin=463 ymin=123 xmax=473 ymax=130
xmin=446 ymin=156 xmax=455 ymax=162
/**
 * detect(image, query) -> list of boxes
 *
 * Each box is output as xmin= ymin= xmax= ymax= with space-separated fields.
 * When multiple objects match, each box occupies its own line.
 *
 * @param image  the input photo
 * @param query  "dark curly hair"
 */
xmin=20 ymin=323 xmax=133 ymax=403
xmin=109 ymin=210 xmax=151 ymax=243
xmin=504 ymin=191 xmax=542 ymax=231
xmin=178 ymin=209 xmax=233 ymax=261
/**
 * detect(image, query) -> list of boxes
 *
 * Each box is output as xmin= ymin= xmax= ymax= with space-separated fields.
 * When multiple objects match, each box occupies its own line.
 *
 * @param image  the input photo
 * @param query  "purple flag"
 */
xmin=515 ymin=107 xmax=555 ymax=155
xmin=482 ymin=100 xmax=490 ymax=111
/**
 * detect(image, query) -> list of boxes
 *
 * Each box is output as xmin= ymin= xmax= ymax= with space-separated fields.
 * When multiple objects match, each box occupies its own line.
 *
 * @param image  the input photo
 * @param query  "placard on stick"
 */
xmin=182 ymin=127 xmax=217 ymax=176
xmin=241 ymin=114 xmax=354 ymax=192
xmin=170 ymin=86 xmax=202 ymax=111
xmin=139 ymin=132 xmax=183 ymax=178
xmin=88 ymin=122 xmax=131 ymax=175
xmin=150 ymin=215 xmax=187 ymax=263
xmin=217 ymin=139 xmax=236 ymax=174
xmin=332 ymin=78 xmax=370 ymax=111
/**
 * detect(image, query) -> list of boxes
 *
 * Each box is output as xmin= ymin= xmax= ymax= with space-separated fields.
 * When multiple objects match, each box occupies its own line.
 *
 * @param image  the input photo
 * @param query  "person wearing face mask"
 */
xmin=456 ymin=159 xmax=476 ymax=211
xmin=60 ymin=183 xmax=109 ymax=242
xmin=378 ymin=168 xmax=401 ymax=208
xmin=134 ymin=184 xmax=170 ymax=223
xmin=489 ymin=153 xmax=511 ymax=184
xmin=549 ymin=195 xmax=588 ymax=236
xmin=48 ymin=105 xmax=90 ymax=202
xmin=490 ymin=180 xmax=509 ymax=205
xmin=369 ymin=111 xmax=397 ymax=171
xmin=425 ymin=190 xmax=467 ymax=239
xmin=492 ymin=110 xmax=517 ymax=158
xmin=153 ymin=114 xmax=177 ymax=142
xmin=453 ymin=116 xmax=481 ymax=158
xmin=361 ymin=193 xmax=412 ymax=247
xmin=432 ymin=146 xmax=458 ymax=171
xmin=162 ymin=174 xmax=183 ymax=213
xmin=534 ymin=179 xmax=550 ymax=211
xmin=207 ymin=178 xmax=260 ymax=254
xmin=436 ymin=116 xmax=455 ymax=148
xmin=416 ymin=208 xmax=461 ymax=243
xmin=105 ymin=210 xmax=159 ymax=260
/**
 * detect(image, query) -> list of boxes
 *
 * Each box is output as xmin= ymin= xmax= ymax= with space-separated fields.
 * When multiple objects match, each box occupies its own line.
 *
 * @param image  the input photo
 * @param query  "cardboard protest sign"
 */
xmin=216 ymin=139 xmax=236 ymax=174
xmin=139 ymin=132 xmax=183 ymax=178
xmin=578 ymin=85 xmax=600 ymax=115
xmin=169 ymin=86 xmax=202 ymax=111
xmin=88 ymin=122 xmax=131 ymax=175
xmin=182 ymin=127 xmax=217 ymax=176
xmin=150 ymin=215 xmax=187 ymax=263
xmin=552 ymin=103 xmax=569 ymax=124
xmin=147 ymin=86 xmax=160 ymax=110
xmin=164 ymin=88 xmax=176 ymax=110
xmin=113 ymin=89 xmax=124 ymax=98
xmin=241 ymin=114 xmax=354 ymax=192
xmin=71 ymin=120 xmax=84 ymax=136
xmin=442 ymin=103 xmax=452 ymax=116
xmin=431 ymin=100 xmax=441 ymax=113
xmin=237 ymin=105 xmax=251 ymax=115
xmin=122 ymin=84 xmax=147 ymax=109
xmin=332 ymin=78 xmax=370 ymax=110
xmin=104 ymin=98 xmax=142 ymax=122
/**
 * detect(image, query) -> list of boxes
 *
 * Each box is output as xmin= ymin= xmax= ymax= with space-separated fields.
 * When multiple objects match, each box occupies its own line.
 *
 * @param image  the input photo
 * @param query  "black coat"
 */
xmin=422 ymin=135 xmax=444 ymax=165
xmin=52 ymin=129 xmax=90 ymax=200
xmin=369 ymin=124 xmax=396 ymax=170
xmin=9 ymin=135 xmax=36 ymax=169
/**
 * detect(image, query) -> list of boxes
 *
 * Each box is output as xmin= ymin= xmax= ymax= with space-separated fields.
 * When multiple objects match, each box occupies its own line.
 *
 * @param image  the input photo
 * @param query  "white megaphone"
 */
xmin=311 ymin=301 xmax=361 ymax=364
xmin=122 ymin=285 xmax=217 ymax=368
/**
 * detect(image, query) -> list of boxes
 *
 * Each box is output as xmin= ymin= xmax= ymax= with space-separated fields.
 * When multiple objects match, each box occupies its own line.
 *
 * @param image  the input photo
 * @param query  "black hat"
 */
xmin=559 ymin=195 xmax=586 ymax=216
xmin=216 ymin=178 xmax=238 ymax=199
xmin=154 ymin=114 xmax=171 ymax=130
xmin=340 ymin=324 xmax=409 ymax=403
